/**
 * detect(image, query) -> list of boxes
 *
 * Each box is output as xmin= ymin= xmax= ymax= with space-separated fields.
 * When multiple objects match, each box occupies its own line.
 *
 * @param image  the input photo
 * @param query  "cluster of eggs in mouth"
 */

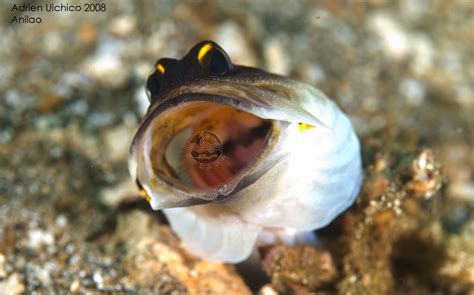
xmin=129 ymin=41 xmax=363 ymax=262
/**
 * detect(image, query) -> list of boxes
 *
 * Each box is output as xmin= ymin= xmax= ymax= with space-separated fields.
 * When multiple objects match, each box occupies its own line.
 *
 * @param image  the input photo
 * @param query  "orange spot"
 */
xmin=156 ymin=63 xmax=165 ymax=75
xmin=198 ymin=43 xmax=213 ymax=64
xmin=136 ymin=179 xmax=151 ymax=203
xmin=139 ymin=188 xmax=151 ymax=203
xmin=298 ymin=123 xmax=316 ymax=132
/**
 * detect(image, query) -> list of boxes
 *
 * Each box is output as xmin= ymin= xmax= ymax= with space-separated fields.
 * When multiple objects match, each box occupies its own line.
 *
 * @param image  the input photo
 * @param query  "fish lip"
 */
xmin=151 ymin=150 xmax=287 ymax=209
xmin=130 ymin=92 xmax=269 ymax=158
xmin=152 ymin=195 xmax=210 ymax=210
xmin=129 ymin=92 xmax=285 ymax=208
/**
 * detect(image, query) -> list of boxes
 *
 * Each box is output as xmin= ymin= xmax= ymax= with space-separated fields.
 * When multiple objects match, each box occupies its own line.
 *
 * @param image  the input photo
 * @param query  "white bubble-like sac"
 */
xmin=128 ymin=40 xmax=363 ymax=262
xmin=156 ymin=90 xmax=362 ymax=263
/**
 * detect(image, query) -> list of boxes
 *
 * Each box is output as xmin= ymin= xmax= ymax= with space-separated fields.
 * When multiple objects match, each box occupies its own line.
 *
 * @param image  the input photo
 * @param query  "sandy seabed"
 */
xmin=0 ymin=1 xmax=473 ymax=294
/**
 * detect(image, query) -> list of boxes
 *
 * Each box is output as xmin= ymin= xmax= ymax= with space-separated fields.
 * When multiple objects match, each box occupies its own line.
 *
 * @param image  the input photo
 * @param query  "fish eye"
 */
xmin=209 ymin=50 xmax=229 ymax=75
xmin=145 ymin=63 xmax=165 ymax=101
xmin=197 ymin=43 xmax=233 ymax=75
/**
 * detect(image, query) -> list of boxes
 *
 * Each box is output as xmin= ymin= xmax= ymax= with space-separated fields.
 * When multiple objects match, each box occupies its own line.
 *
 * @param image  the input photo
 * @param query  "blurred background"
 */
xmin=0 ymin=0 xmax=473 ymax=293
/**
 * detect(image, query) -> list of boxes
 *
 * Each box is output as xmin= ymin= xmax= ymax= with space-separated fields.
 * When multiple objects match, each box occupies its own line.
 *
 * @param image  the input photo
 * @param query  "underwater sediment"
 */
xmin=1 ymin=0 xmax=472 ymax=293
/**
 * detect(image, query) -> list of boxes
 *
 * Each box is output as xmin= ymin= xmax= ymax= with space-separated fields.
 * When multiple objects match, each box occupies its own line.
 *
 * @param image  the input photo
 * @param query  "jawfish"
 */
xmin=129 ymin=41 xmax=363 ymax=262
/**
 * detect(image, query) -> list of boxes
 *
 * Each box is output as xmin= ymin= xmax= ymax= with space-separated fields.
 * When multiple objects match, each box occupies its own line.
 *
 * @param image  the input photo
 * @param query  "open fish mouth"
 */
xmin=129 ymin=93 xmax=288 ymax=208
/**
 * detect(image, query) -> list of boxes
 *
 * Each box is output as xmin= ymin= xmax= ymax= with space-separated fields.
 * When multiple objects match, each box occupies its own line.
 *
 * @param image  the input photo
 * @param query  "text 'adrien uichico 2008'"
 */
xmin=11 ymin=3 xmax=106 ymax=24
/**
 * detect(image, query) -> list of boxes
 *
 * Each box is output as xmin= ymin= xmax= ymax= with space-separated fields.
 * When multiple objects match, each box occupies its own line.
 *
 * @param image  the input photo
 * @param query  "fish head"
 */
xmin=130 ymin=40 xmax=334 ymax=210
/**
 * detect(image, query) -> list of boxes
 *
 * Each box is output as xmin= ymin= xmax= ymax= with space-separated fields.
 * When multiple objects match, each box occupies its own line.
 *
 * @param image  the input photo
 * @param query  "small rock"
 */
xmin=263 ymin=37 xmax=290 ymax=75
xmin=55 ymin=214 xmax=68 ymax=227
xmin=27 ymin=229 xmax=54 ymax=250
xmin=109 ymin=15 xmax=136 ymax=37
xmin=368 ymin=13 xmax=409 ymax=59
xmin=82 ymin=39 xmax=128 ymax=88
xmin=93 ymin=272 xmax=104 ymax=290
xmin=259 ymin=284 xmax=279 ymax=295
xmin=261 ymin=245 xmax=336 ymax=292
xmin=70 ymin=279 xmax=81 ymax=293
xmin=403 ymin=149 xmax=443 ymax=199
xmin=118 ymin=211 xmax=251 ymax=294
xmin=100 ymin=179 xmax=138 ymax=207
xmin=0 ymin=254 xmax=6 ymax=279
xmin=103 ymin=124 xmax=137 ymax=161
xmin=0 ymin=273 xmax=25 ymax=294
xmin=409 ymin=33 xmax=435 ymax=74
xmin=399 ymin=79 xmax=426 ymax=107
xmin=368 ymin=13 xmax=434 ymax=73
